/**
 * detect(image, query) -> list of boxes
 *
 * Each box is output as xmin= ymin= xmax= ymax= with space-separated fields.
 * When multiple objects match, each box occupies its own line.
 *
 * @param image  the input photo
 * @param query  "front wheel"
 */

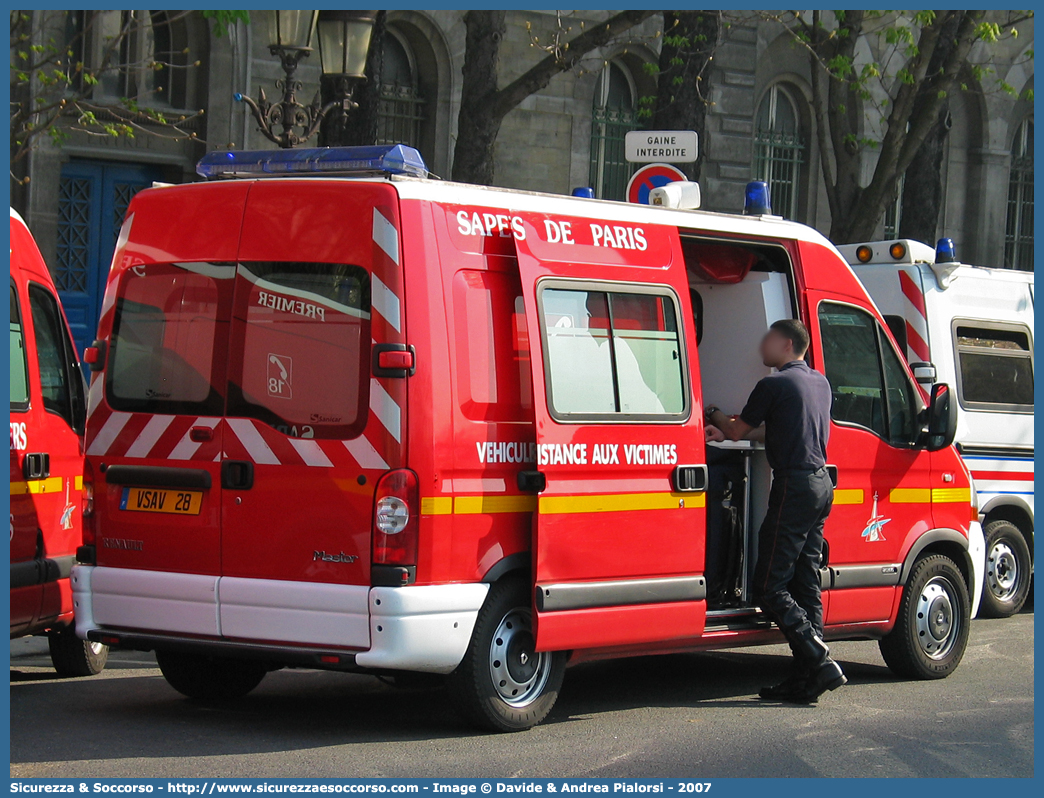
xmin=978 ymin=520 xmax=1032 ymax=618
xmin=155 ymin=650 xmax=267 ymax=700
xmin=448 ymin=578 xmax=566 ymax=732
xmin=48 ymin=627 xmax=108 ymax=677
xmin=879 ymin=554 xmax=970 ymax=680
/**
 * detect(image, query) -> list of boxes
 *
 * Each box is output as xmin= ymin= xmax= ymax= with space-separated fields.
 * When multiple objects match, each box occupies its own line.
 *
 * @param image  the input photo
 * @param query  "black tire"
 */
xmin=448 ymin=577 xmax=566 ymax=732
xmin=48 ymin=627 xmax=108 ymax=677
xmin=155 ymin=650 xmax=267 ymax=700
xmin=978 ymin=520 xmax=1033 ymax=618
xmin=879 ymin=554 xmax=970 ymax=680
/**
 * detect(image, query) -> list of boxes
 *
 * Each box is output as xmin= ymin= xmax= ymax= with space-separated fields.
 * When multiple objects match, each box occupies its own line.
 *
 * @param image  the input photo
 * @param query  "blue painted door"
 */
xmin=55 ymin=161 xmax=162 ymax=357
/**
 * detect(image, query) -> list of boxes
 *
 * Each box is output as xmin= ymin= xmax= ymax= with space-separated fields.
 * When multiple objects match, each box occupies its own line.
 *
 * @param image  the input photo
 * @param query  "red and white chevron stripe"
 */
xmin=899 ymin=269 xmax=931 ymax=363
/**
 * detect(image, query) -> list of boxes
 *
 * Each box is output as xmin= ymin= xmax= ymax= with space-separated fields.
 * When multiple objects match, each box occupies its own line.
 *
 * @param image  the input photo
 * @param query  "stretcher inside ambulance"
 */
xmin=73 ymin=145 xmax=984 ymax=732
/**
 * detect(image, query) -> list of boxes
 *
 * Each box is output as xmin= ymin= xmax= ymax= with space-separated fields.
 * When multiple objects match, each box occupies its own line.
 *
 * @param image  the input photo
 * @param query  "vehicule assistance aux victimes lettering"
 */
xmin=475 ymin=441 xmax=678 ymax=467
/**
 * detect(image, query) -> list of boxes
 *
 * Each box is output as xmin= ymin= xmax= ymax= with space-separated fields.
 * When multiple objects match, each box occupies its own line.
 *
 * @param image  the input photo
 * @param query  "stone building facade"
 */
xmin=16 ymin=10 xmax=1034 ymax=348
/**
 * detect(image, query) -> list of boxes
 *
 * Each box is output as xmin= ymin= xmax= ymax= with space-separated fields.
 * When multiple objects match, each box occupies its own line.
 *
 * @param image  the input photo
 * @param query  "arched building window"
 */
xmin=377 ymin=30 xmax=426 ymax=155
xmin=1004 ymin=119 xmax=1033 ymax=270
xmin=375 ymin=23 xmax=440 ymax=167
xmin=589 ymin=61 xmax=638 ymax=200
xmin=753 ymin=84 xmax=805 ymax=219
xmin=91 ymin=11 xmax=191 ymax=109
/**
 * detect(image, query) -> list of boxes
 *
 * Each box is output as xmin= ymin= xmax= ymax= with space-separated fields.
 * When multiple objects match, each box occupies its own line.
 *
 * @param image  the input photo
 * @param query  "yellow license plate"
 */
xmin=120 ymin=487 xmax=203 ymax=516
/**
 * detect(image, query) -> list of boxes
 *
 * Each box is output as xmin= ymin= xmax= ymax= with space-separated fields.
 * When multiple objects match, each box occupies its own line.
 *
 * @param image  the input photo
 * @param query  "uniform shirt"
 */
xmin=739 ymin=360 xmax=832 ymax=472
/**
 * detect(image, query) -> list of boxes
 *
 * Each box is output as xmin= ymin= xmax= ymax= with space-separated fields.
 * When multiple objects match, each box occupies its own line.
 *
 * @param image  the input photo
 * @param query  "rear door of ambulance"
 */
xmin=512 ymin=211 xmax=707 ymax=652
xmin=217 ymin=180 xmax=405 ymax=647
xmin=88 ymin=184 xmax=246 ymax=622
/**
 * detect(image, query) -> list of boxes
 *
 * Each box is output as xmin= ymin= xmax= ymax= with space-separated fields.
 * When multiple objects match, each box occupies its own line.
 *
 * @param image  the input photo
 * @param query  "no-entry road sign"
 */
xmin=626 ymin=163 xmax=689 ymax=205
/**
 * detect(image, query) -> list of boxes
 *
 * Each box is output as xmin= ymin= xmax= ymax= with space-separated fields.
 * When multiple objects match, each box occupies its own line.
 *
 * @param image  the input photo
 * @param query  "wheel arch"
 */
xmin=481 ymin=552 xmax=531 ymax=584
xmin=899 ymin=528 xmax=973 ymax=596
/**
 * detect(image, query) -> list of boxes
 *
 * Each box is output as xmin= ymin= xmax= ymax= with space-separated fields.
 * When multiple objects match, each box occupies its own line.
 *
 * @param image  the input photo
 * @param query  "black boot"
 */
xmin=758 ymin=659 xmax=809 ymax=700
xmin=784 ymin=623 xmax=846 ymax=704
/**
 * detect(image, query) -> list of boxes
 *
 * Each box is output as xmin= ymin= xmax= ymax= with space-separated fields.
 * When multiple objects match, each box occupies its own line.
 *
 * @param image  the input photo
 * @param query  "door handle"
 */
xmin=825 ymin=465 xmax=838 ymax=487
xmin=517 ymin=470 xmax=546 ymax=493
xmin=673 ymin=464 xmax=708 ymax=492
xmin=23 ymin=453 xmax=50 ymax=480
xmin=221 ymin=460 xmax=254 ymax=490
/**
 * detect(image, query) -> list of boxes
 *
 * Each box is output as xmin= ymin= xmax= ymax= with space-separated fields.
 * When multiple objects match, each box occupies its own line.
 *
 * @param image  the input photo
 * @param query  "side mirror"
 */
xmin=924 ymin=383 xmax=957 ymax=451
xmin=910 ymin=361 xmax=937 ymax=386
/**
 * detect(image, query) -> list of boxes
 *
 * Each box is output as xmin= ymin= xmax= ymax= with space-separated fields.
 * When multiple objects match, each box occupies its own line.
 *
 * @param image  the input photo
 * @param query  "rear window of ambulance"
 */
xmin=226 ymin=262 xmax=371 ymax=440
xmin=107 ymin=262 xmax=233 ymax=416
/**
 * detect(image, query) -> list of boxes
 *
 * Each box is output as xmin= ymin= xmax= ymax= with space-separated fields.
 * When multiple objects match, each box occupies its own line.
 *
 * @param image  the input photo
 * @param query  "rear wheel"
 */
xmin=978 ymin=520 xmax=1032 ymax=618
xmin=449 ymin=578 xmax=566 ymax=732
xmin=48 ymin=627 xmax=108 ymax=677
xmin=880 ymin=554 xmax=970 ymax=680
xmin=155 ymin=650 xmax=267 ymax=699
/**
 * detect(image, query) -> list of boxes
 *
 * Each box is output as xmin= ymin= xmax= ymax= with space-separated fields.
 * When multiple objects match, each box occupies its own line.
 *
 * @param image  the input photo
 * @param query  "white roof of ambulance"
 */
xmin=389 ymin=177 xmax=840 ymax=250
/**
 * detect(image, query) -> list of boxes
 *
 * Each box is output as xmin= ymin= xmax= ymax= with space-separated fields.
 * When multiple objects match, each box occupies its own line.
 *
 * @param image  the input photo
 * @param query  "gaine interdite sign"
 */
xmin=624 ymin=130 xmax=698 ymax=163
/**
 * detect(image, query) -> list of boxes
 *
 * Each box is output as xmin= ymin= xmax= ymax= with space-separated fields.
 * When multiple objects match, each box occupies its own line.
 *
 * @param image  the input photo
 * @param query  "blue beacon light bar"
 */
xmin=196 ymin=144 xmax=428 ymax=179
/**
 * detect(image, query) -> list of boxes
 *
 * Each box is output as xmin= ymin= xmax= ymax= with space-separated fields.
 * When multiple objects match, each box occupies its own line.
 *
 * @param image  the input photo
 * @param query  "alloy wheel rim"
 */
xmin=488 ymin=607 xmax=551 ymax=708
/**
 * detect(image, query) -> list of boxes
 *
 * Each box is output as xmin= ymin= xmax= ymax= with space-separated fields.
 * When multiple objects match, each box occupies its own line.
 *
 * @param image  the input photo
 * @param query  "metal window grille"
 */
xmin=1004 ymin=153 xmax=1033 ymax=271
xmin=753 ymin=130 xmax=804 ymax=220
xmin=376 ymin=84 xmax=425 ymax=151
xmin=55 ymin=176 xmax=93 ymax=293
xmin=589 ymin=106 xmax=637 ymax=201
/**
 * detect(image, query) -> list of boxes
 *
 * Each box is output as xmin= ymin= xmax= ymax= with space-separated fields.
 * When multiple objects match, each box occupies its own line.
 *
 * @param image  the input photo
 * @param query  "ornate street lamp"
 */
xmin=316 ymin=10 xmax=379 ymax=113
xmin=234 ymin=10 xmax=374 ymax=149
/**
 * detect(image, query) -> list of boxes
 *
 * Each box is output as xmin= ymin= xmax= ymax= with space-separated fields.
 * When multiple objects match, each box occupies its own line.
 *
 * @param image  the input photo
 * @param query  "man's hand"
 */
xmin=705 ymin=406 xmax=756 ymax=442
xmin=705 ymin=424 xmax=726 ymax=443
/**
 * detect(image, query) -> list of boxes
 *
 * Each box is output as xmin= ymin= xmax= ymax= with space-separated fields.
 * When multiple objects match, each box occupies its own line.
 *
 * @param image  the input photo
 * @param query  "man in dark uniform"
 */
xmin=705 ymin=319 xmax=846 ymax=703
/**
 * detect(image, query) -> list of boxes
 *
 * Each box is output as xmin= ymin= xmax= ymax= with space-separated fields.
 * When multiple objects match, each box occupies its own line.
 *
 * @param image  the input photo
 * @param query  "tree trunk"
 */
xmin=897 ymin=12 xmax=961 ymax=245
xmin=897 ymin=108 xmax=948 ymax=245
xmin=650 ymin=11 xmax=719 ymax=181
xmin=451 ymin=10 xmax=656 ymax=185
xmin=451 ymin=10 xmax=506 ymax=185
xmin=814 ymin=10 xmax=984 ymax=244
xmin=319 ymin=10 xmax=386 ymax=147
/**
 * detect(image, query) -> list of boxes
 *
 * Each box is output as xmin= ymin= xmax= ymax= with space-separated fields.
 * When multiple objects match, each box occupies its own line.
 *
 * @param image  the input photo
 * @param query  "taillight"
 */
xmin=372 ymin=469 xmax=419 ymax=566
xmin=81 ymin=459 xmax=96 ymax=546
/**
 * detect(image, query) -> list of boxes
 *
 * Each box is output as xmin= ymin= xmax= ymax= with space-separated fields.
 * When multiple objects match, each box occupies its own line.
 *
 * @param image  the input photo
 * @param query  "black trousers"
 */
xmin=752 ymin=467 xmax=833 ymax=641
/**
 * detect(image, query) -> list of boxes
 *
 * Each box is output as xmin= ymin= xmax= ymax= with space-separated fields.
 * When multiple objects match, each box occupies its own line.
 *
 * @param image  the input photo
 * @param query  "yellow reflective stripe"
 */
xmin=455 ymin=495 xmax=537 ymax=515
xmin=890 ymin=488 xmax=931 ymax=504
xmin=10 ymin=476 xmax=65 ymax=495
xmin=833 ymin=489 xmax=864 ymax=505
xmin=420 ymin=496 xmax=453 ymax=516
xmin=932 ymin=487 xmax=972 ymax=504
xmin=75 ymin=476 xmax=83 ymax=490
xmin=539 ymin=491 xmax=705 ymax=515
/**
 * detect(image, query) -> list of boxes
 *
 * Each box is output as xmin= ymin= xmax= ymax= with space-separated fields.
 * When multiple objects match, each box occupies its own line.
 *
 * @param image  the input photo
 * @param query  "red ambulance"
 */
xmin=73 ymin=146 xmax=982 ymax=731
xmin=10 ymin=208 xmax=108 ymax=676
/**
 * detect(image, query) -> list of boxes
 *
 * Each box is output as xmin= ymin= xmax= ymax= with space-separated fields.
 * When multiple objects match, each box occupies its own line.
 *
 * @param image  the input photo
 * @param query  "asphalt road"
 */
xmin=10 ymin=610 xmax=1033 ymax=779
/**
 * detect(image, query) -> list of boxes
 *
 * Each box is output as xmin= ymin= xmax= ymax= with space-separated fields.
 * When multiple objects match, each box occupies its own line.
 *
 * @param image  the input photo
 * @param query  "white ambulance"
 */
xmin=840 ymin=239 xmax=1034 ymax=617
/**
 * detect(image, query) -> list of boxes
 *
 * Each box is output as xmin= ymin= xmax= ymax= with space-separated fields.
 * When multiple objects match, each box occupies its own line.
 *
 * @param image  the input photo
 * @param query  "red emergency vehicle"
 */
xmin=73 ymin=146 xmax=982 ymax=731
xmin=10 ymin=208 xmax=108 ymax=676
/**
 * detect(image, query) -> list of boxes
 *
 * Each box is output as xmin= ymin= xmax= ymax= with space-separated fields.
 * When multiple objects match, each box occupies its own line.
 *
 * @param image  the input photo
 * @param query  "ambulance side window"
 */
xmin=818 ymin=302 xmax=921 ymax=445
xmin=28 ymin=283 xmax=85 ymax=433
xmin=227 ymin=262 xmax=371 ymax=440
xmin=539 ymin=286 xmax=687 ymax=420
xmin=952 ymin=322 xmax=1034 ymax=412
xmin=10 ymin=282 xmax=30 ymax=412
xmin=453 ymin=269 xmax=531 ymax=421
